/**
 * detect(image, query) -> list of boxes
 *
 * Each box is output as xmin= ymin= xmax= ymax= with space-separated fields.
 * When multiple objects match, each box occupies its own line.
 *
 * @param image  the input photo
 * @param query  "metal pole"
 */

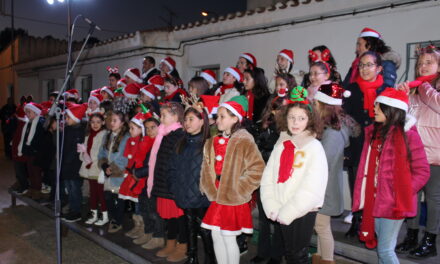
xmin=10 ymin=0 xmax=15 ymax=100
xmin=55 ymin=107 xmax=62 ymax=264
xmin=65 ymin=0 xmax=72 ymax=89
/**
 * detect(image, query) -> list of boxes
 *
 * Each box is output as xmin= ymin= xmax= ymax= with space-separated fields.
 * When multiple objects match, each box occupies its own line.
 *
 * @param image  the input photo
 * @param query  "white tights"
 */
xmin=211 ymin=230 xmax=240 ymax=264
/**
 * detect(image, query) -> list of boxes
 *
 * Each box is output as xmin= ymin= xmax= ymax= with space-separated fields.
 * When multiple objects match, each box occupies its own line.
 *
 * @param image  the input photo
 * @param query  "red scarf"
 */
xmin=86 ymin=129 xmax=101 ymax=169
xmin=408 ymin=73 xmax=438 ymax=88
xmin=246 ymin=90 xmax=255 ymax=120
xmin=356 ymin=74 xmax=384 ymax=118
xmin=278 ymin=140 xmax=296 ymax=183
xmin=164 ymin=88 xmax=187 ymax=101
xmin=349 ymin=57 xmax=360 ymax=83
xmin=215 ymin=83 xmax=234 ymax=96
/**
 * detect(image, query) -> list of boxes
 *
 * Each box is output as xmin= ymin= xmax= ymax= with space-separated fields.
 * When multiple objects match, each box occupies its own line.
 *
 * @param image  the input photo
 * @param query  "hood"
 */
xmin=382 ymin=50 xmax=402 ymax=69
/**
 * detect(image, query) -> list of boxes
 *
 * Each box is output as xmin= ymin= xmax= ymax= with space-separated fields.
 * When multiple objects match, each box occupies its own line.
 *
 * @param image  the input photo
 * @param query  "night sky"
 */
xmin=0 ymin=0 xmax=247 ymax=41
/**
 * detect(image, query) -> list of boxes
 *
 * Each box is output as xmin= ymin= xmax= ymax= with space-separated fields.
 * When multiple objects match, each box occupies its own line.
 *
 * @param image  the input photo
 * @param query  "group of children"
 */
xmin=7 ymin=27 xmax=440 ymax=264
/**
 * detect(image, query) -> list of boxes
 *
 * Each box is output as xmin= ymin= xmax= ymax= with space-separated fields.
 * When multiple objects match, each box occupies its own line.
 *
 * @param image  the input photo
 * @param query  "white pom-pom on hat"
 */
xmin=343 ymin=90 xmax=352 ymax=98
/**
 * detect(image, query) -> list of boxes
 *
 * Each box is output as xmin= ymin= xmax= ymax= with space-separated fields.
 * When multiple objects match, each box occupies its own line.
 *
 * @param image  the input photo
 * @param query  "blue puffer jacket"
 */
xmin=167 ymin=133 xmax=210 ymax=209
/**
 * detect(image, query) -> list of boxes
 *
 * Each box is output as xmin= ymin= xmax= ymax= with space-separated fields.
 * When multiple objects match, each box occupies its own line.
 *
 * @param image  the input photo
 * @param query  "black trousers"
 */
xmin=138 ymin=189 xmax=164 ymax=238
xmin=166 ymin=215 xmax=188 ymax=243
xmin=278 ymin=212 xmax=317 ymax=264
xmin=184 ymin=207 xmax=215 ymax=262
xmin=104 ymin=191 xmax=125 ymax=225
xmin=14 ymin=161 xmax=28 ymax=190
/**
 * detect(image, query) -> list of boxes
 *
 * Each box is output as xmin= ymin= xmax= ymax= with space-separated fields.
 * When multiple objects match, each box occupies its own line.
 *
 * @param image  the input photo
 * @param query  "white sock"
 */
xmin=223 ymin=234 xmax=239 ymax=264
xmin=212 ymin=230 xmax=227 ymax=264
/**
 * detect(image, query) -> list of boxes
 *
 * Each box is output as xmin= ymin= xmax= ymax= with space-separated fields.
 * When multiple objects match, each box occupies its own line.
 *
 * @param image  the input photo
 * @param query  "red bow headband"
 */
xmin=107 ymin=66 xmax=119 ymax=74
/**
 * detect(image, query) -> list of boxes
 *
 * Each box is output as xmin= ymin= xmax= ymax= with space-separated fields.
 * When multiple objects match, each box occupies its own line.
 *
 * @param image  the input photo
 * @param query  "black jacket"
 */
xmin=167 ymin=133 xmax=210 ymax=209
xmin=22 ymin=117 xmax=46 ymax=157
xmin=142 ymin=68 xmax=161 ymax=84
xmin=60 ymin=123 xmax=85 ymax=180
xmin=255 ymin=122 xmax=279 ymax=163
xmin=35 ymin=130 xmax=56 ymax=170
xmin=151 ymin=128 xmax=185 ymax=199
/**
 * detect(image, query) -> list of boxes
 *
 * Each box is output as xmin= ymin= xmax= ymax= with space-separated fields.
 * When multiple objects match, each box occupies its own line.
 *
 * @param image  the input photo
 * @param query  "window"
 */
xmin=43 ymin=79 xmax=55 ymax=100
xmin=81 ymin=75 xmax=93 ymax=101
xmin=402 ymin=40 xmax=440 ymax=82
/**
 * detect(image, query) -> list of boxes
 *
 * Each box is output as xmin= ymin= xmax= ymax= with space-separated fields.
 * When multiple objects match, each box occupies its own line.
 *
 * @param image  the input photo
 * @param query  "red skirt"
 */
xmin=201 ymin=201 xmax=253 ymax=236
xmin=118 ymin=173 xmax=146 ymax=202
xmin=157 ymin=197 xmax=184 ymax=219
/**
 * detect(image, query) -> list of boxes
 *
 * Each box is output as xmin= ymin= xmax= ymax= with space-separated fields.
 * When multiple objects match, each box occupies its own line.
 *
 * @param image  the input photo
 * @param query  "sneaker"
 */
xmin=41 ymin=184 xmax=51 ymax=194
xmin=62 ymin=212 xmax=82 ymax=223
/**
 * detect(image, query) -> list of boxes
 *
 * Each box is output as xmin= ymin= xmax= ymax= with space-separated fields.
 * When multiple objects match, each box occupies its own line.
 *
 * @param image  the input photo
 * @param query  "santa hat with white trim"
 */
xmin=16 ymin=105 xmax=28 ymax=122
xmin=359 ymin=27 xmax=382 ymax=39
xmin=100 ymin=86 xmax=115 ymax=98
xmin=64 ymin=89 xmax=79 ymax=99
xmin=123 ymin=83 xmax=141 ymax=99
xmin=160 ymin=57 xmax=176 ymax=71
xmin=315 ymin=82 xmax=351 ymax=106
xmin=200 ymin=95 xmax=220 ymax=118
xmin=117 ymin=78 xmax=127 ymax=89
xmin=219 ymin=95 xmax=248 ymax=122
xmin=224 ymin=67 xmax=243 ymax=82
xmin=65 ymin=103 xmax=87 ymax=123
xmin=279 ymin=49 xmax=294 ymax=63
xmin=240 ymin=53 xmax=257 ymax=67
xmin=200 ymin=70 xmax=217 ymax=85
xmin=131 ymin=112 xmax=153 ymax=136
xmin=124 ymin=68 xmax=143 ymax=83
xmin=374 ymin=87 xmax=409 ymax=112
xmin=148 ymin=75 xmax=164 ymax=91
xmin=140 ymin=84 xmax=160 ymax=100
xmin=88 ymin=93 xmax=103 ymax=105
xmin=24 ymin=102 xmax=44 ymax=116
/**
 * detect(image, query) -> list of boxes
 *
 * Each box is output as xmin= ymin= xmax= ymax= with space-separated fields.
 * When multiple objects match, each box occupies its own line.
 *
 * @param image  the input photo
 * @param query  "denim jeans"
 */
xmin=375 ymin=218 xmax=404 ymax=264
xmin=64 ymin=178 xmax=83 ymax=214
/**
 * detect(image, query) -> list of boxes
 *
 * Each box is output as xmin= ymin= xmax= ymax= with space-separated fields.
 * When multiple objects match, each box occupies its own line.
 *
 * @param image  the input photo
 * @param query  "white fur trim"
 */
xmin=130 ymin=119 xmax=145 ymax=136
xmin=359 ymin=31 xmax=380 ymax=39
xmin=314 ymin=91 xmax=342 ymax=105
xmin=122 ymin=88 xmax=138 ymax=99
xmin=240 ymin=54 xmax=255 ymax=65
xmin=66 ymin=109 xmax=80 ymax=123
xmin=161 ymin=59 xmax=174 ymax=71
xmin=24 ymin=104 xmax=41 ymax=116
xmin=118 ymin=194 xmax=138 ymax=202
xmin=101 ymin=87 xmax=114 ymax=97
xmin=279 ymin=52 xmax=293 ymax=63
xmin=200 ymin=222 xmax=253 ymax=236
xmin=17 ymin=116 xmax=28 ymax=122
xmin=140 ymin=89 xmax=155 ymax=100
xmin=88 ymin=96 xmax=101 ymax=105
xmin=219 ymin=103 xmax=242 ymax=121
xmin=404 ymin=114 xmax=417 ymax=132
xmin=124 ymin=70 xmax=142 ymax=83
xmin=224 ymin=68 xmax=240 ymax=82
xmin=200 ymin=72 xmax=217 ymax=84
xmin=375 ymin=95 xmax=408 ymax=112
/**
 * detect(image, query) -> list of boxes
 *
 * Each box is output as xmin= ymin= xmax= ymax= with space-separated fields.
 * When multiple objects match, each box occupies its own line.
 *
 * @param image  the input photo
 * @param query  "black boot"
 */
xmin=285 ymin=247 xmax=308 ymax=264
xmin=345 ymin=211 xmax=362 ymax=238
xmin=408 ymin=232 xmax=437 ymax=259
xmin=237 ymin=234 xmax=248 ymax=255
xmin=396 ymin=228 xmax=419 ymax=253
xmin=200 ymin=228 xmax=216 ymax=264
xmin=184 ymin=211 xmax=199 ymax=264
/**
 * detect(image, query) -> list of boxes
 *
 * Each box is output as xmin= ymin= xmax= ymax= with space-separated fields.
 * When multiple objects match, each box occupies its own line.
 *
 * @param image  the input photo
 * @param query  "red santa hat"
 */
xmin=100 ymin=86 xmax=115 ymax=98
xmin=123 ymin=83 xmax=141 ymax=99
xmin=148 ymin=75 xmax=164 ymax=91
xmin=224 ymin=67 xmax=243 ymax=82
xmin=88 ymin=93 xmax=103 ymax=105
xmin=200 ymin=95 xmax=220 ymax=118
xmin=130 ymin=112 xmax=153 ymax=136
xmin=200 ymin=70 xmax=217 ymax=85
xmin=140 ymin=84 xmax=160 ymax=100
xmin=64 ymin=89 xmax=79 ymax=99
xmin=16 ymin=105 xmax=28 ymax=122
xmin=117 ymin=78 xmax=127 ymax=89
xmin=315 ymin=83 xmax=351 ymax=106
xmin=219 ymin=95 xmax=248 ymax=122
xmin=279 ymin=49 xmax=294 ymax=63
xmin=278 ymin=88 xmax=288 ymax=97
xmin=65 ymin=103 xmax=87 ymax=123
xmin=40 ymin=101 xmax=53 ymax=110
xmin=124 ymin=68 xmax=143 ymax=83
xmin=24 ymin=102 xmax=44 ymax=116
xmin=240 ymin=53 xmax=257 ymax=67
xmin=359 ymin=27 xmax=382 ymax=39
xmin=374 ymin=87 xmax=409 ymax=112
xmin=160 ymin=57 xmax=176 ymax=71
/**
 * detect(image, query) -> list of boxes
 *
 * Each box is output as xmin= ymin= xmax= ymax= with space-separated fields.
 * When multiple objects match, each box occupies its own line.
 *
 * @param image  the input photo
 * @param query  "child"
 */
xmin=269 ymin=49 xmax=294 ymax=94
xmin=11 ymin=105 xmax=29 ymax=194
xmin=78 ymin=113 xmax=107 ymax=225
xmin=307 ymin=61 xmax=331 ymax=100
xmin=260 ymin=86 xmax=328 ymax=264
xmin=302 ymin=46 xmax=341 ymax=88
xmin=124 ymin=68 xmax=144 ymax=85
xmin=118 ymin=112 xmax=155 ymax=240
xmin=396 ymin=46 xmax=440 ymax=258
xmin=243 ymin=68 xmax=270 ymax=122
xmin=274 ymin=71 xmax=297 ymax=101
xmin=107 ymin=66 xmax=121 ymax=89
xmin=159 ymin=57 xmax=182 ymax=85
xmin=237 ymin=52 xmax=257 ymax=73
xmin=20 ymin=103 xmax=46 ymax=200
xmin=61 ymin=103 xmax=87 ymax=222
xmin=86 ymin=93 xmax=104 ymax=116
xmin=188 ymin=76 xmax=210 ymax=97
xmin=351 ymin=88 xmax=429 ymax=263
xmin=98 ymin=111 xmax=130 ymax=233
xmin=147 ymin=102 xmax=186 ymax=260
xmin=163 ymin=76 xmax=187 ymax=103
xmin=139 ymin=84 xmax=161 ymax=115
xmin=214 ymin=67 xmax=244 ymax=104
xmin=200 ymin=69 xmax=218 ymax=91
xmin=200 ymin=95 xmax=265 ymax=264
xmin=168 ymin=105 xmax=215 ymax=263
xmin=100 ymin=86 xmax=115 ymax=101
xmin=312 ymin=83 xmax=359 ymax=264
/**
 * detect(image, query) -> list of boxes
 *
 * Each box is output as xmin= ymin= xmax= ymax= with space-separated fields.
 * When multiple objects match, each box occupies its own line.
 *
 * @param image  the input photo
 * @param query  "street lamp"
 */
xmin=201 ymin=10 xmax=218 ymax=17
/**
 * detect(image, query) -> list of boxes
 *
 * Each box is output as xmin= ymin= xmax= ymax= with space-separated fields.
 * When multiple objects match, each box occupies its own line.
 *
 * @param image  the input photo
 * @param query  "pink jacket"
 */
xmin=409 ymin=81 xmax=440 ymax=165
xmin=352 ymin=123 xmax=430 ymax=218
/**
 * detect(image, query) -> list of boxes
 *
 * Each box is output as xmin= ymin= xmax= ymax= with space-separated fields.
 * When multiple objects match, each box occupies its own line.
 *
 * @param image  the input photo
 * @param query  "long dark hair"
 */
xmin=176 ymin=107 xmax=210 ymax=154
xmin=86 ymin=113 xmax=105 ymax=136
xmin=372 ymin=103 xmax=411 ymax=159
xmin=104 ymin=110 xmax=128 ymax=153
xmin=308 ymin=45 xmax=338 ymax=69
xmin=244 ymin=67 xmax=270 ymax=99
xmin=275 ymin=71 xmax=297 ymax=95
xmin=362 ymin=37 xmax=391 ymax=55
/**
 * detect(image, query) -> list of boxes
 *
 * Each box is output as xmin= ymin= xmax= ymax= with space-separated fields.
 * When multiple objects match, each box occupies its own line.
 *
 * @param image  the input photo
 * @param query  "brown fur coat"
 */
xmin=200 ymin=129 xmax=265 ymax=206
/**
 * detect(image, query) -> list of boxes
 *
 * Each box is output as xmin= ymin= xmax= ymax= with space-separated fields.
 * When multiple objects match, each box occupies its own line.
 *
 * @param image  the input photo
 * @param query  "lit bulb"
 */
xmin=201 ymin=11 xmax=208 ymax=17
xmin=47 ymin=0 xmax=55 ymax=4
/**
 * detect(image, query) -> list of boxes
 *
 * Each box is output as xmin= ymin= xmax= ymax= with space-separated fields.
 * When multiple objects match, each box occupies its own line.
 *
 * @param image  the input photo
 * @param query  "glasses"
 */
xmin=417 ymin=61 xmax=436 ymax=68
xmin=358 ymin=63 xmax=376 ymax=69
xmin=309 ymin=72 xmax=326 ymax=77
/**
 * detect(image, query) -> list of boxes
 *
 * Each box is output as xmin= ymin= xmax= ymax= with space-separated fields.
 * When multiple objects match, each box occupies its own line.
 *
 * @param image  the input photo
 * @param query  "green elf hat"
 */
xmin=288 ymin=86 xmax=312 ymax=111
xmin=219 ymin=95 xmax=248 ymax=121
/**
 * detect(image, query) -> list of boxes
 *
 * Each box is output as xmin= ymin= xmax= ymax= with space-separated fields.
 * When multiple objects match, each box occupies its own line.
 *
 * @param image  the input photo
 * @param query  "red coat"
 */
xmin=352 ymin=122 xmax=430 ymax=218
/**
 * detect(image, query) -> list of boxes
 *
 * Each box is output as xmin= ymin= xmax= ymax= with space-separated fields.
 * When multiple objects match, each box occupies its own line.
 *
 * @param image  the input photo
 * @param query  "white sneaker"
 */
xmin=41 ymin=184 xmax=51 ymax=194
xmin=344 ymin=212 xmax=353 ymax=224
xmin=85 ymin=210 xmax=98 ymax=225
xmin=94 ymin=211 xmax=109 ymax=226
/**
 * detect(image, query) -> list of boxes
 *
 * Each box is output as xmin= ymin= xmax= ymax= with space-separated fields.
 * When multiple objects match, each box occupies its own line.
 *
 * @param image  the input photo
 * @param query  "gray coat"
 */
xmin=319 ymin=125 xmax=351 ymax=216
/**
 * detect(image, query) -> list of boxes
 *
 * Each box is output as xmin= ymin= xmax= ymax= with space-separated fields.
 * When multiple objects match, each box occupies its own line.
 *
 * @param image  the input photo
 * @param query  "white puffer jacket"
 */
xmin=79 ymin=130 xmax=106 ymax=180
